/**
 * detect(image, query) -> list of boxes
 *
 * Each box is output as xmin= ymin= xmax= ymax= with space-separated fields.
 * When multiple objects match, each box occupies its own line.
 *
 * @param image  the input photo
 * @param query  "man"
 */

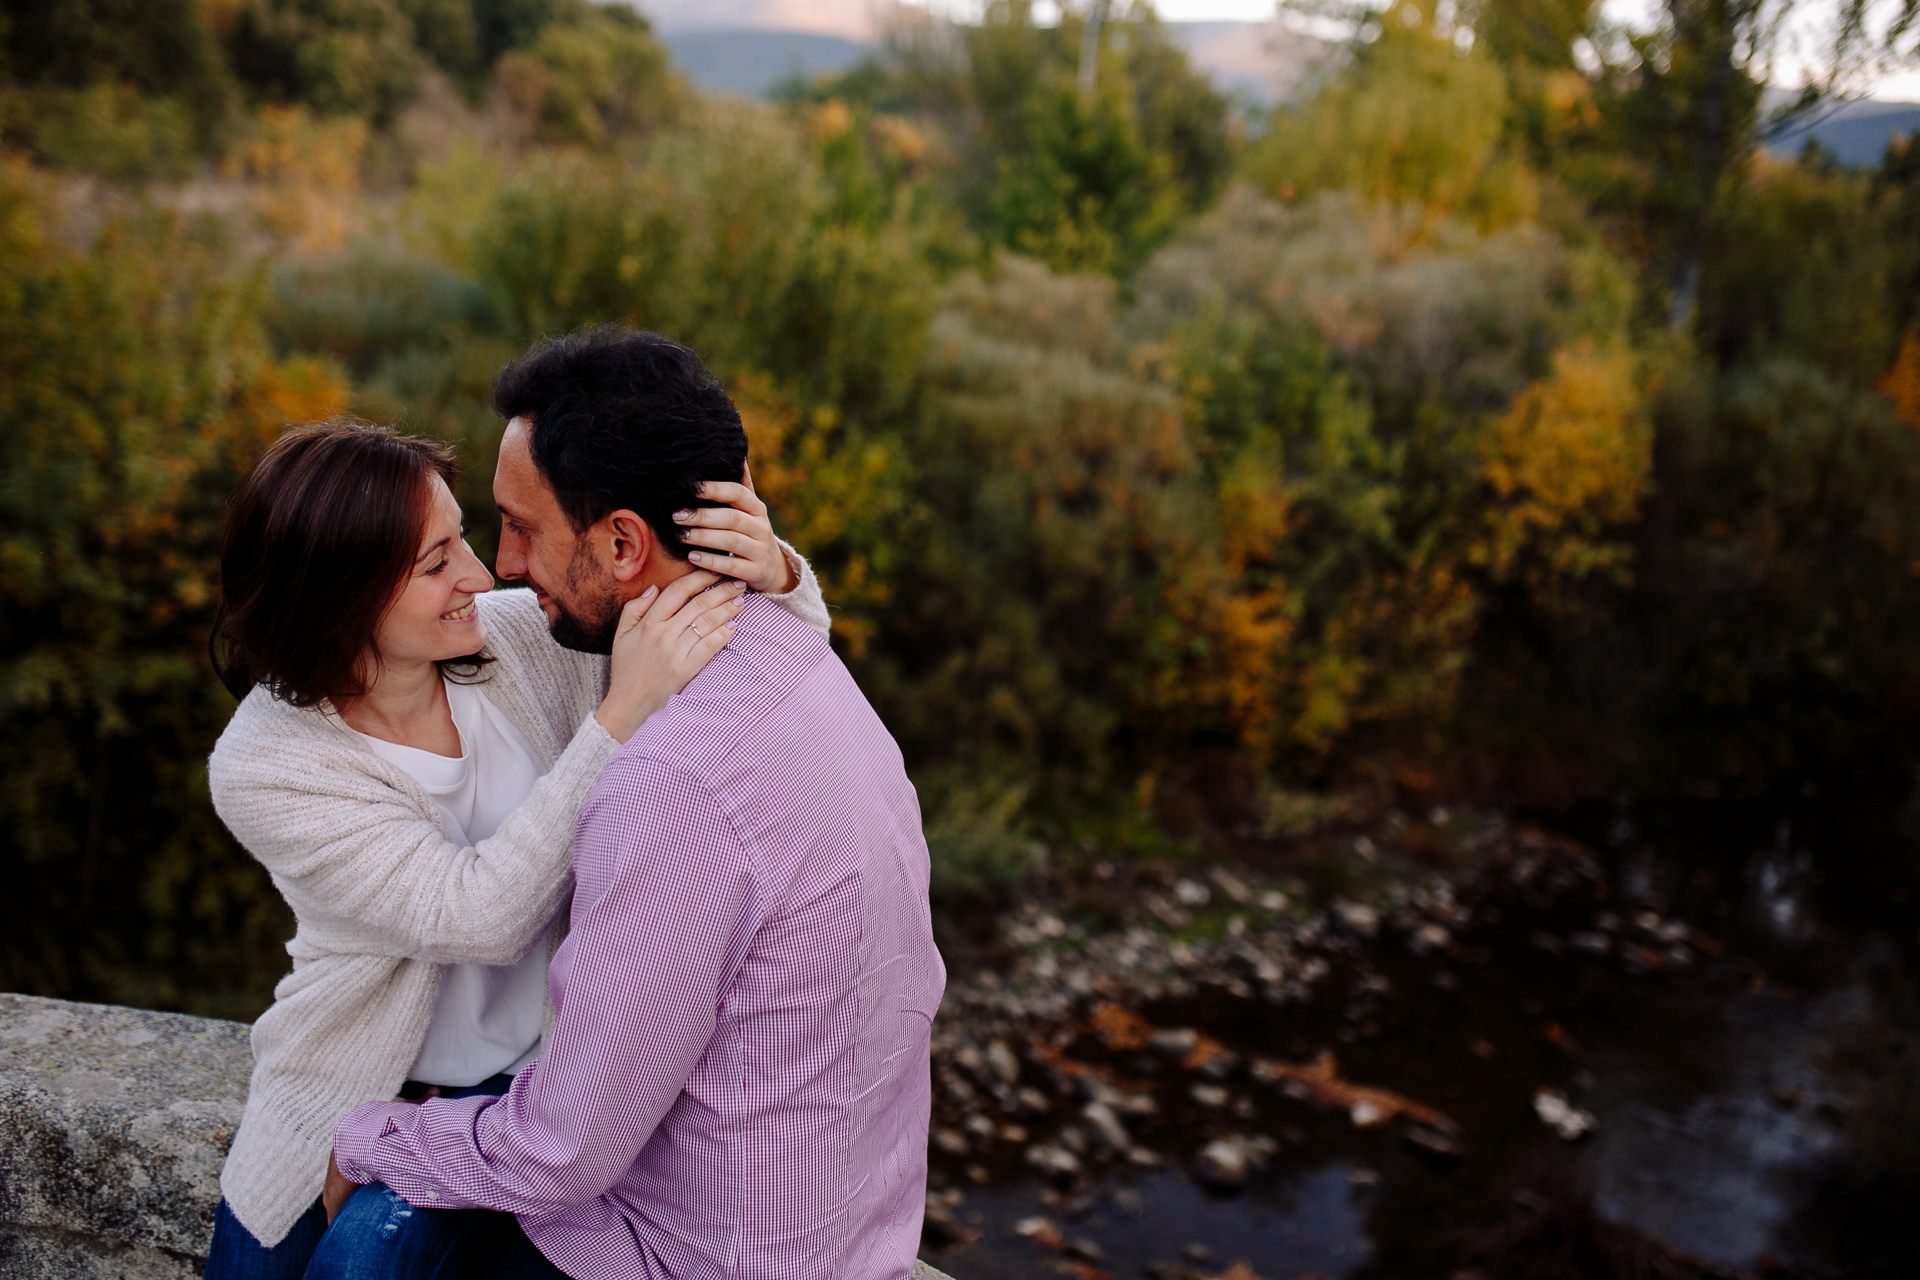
xmin=323 ymin=327 xmax=946 ymax=1278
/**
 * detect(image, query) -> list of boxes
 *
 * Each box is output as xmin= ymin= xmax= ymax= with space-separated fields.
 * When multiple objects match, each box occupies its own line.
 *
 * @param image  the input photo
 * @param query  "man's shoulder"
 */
xmin=617 ymin=594 xmax=840 ymax=777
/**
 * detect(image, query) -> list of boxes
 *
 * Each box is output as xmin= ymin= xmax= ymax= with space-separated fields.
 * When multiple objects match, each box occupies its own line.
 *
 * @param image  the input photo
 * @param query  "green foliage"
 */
xmin=794 ymin=0 xmax=1234 ymax=276
xmin=493 ymin=6 xmax=683 ymax=148
xmin=1540 ymin=354 xmax=1920 ymax=783
xmin=0 ymin=158 xmax=343 ymax=1015
xmin=0 ymin=83 xmax=200 ymax=178
xmin=4 ymin=0 xmax=1920 ymax=1007
xmin=1249 ymin=1 xmax=1538 ymax=228
xmin=0 ymin=0 xmax=235 ymax=120
xmin=225 ymin=0 xmax=429 ymax=123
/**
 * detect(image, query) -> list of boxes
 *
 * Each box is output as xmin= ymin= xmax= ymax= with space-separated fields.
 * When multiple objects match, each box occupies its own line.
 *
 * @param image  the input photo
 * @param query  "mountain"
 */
xmin=644 ymin=15 xmax=1315 ymax=106
xmin=660 ymin=28 xmax=871 ymax=98
xmin=1766 ymin=99 xmax=1920 ymax=166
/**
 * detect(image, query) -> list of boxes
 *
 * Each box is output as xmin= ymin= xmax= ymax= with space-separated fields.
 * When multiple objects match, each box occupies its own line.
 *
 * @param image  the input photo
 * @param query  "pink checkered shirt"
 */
xmin=333 ymin=595 xmax=946 ymax=1280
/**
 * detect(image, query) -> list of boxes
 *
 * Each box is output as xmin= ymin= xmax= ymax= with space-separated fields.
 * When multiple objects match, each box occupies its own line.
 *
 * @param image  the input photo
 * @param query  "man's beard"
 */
xmin=546 ymin=539 xmax=625 ymax=655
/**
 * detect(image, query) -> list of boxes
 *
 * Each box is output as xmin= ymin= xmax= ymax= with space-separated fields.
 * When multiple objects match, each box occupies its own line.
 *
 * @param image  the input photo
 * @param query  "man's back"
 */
xmin=332 ymin=595 xmax=944 ymax=1280
xmin=544 ymin=593 xmax=947 ymax=1279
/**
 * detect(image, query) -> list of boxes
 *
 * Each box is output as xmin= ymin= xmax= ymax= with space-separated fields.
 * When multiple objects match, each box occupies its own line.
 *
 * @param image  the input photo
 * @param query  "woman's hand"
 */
xmin=593 ymin=571 xmax=746 ymax=743
xmin=672 ymin=467 xmax=799 ymax=595
xmin=323 ymin=1150 xmax=355 ymax=1224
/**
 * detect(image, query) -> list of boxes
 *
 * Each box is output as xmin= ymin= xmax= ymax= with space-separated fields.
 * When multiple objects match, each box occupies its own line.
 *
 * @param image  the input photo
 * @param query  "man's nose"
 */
xmin=495 ymin=528 xmax=525 ymax=580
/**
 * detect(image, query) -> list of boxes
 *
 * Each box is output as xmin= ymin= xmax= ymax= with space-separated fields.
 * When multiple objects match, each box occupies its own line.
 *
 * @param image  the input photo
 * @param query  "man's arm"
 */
xmin=331 ymin=756 xmax=758 ymax=1215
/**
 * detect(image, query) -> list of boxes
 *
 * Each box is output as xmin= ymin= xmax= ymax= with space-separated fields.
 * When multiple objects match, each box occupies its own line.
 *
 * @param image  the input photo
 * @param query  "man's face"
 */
xmin=493 ymin=417 xmax=624 ymax=654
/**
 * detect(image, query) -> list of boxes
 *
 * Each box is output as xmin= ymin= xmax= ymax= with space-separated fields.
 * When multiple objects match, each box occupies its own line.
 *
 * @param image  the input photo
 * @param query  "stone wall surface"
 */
xmin=0 ymin=992 xmax=955 ymax=1280
xmin=0 ymin=993 xmax=250 ymax=1279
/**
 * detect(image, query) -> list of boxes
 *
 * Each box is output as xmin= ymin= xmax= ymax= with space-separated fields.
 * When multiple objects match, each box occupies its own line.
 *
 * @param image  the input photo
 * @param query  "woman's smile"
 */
xmin=441 ymin=600 xmax=478 ymax=623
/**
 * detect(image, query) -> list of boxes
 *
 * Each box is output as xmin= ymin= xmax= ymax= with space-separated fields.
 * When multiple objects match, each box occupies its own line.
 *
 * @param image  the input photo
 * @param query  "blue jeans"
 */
xmin=304 ymin=1190 xmax=565 ymax=1279
xmin=204 ymin=1075 xmax=565 ymax=1280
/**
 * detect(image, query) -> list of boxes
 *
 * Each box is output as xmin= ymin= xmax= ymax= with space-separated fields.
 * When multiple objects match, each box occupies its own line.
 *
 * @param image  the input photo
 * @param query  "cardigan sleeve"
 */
xmin=209 ymin=700 xmax=617 ymax=967
xmin=761 ymin=537 xmax=831 ymax=640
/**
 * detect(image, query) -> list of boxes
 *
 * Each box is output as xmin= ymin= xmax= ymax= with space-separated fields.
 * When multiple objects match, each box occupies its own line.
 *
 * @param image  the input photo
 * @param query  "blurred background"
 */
xmin=2 ymin=0 xmax=1919 ymax=1274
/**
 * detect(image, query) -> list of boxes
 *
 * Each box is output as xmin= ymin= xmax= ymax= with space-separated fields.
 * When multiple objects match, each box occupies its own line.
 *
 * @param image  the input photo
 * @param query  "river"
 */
xmin=917 ymin=795 xmax=1920 ymax=1280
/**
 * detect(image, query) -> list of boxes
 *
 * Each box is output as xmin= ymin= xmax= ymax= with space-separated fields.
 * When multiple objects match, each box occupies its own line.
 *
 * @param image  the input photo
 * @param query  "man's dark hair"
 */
xmin=492 ymin=327 xmax=747 ymax=555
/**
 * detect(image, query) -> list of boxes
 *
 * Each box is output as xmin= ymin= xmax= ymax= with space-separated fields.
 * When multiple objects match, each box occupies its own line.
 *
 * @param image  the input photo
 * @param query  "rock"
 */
xmin=963 ymin=1112 xmax=996 ymax=1139
xmin=1110 ymin=1187 xmax=1145 ymax=1218
xmin=932 ymin=1127 xmax=970 ymax=1156
xmin=1346 ymin=1166 xmax=1381 ymax=1186
xmin=999 ymin=1122 xmax=1030 ymax=1143
xmin=985 ymin=1041 xmax=1021 ymax=1084
xmin=1194 ymin=1139 xmax=1249 ymax=1189
xmin=1403 ymin=1126 xmax=1465 ymax=1165
xmin=1174 ymin=879 xmax=1212 ymax=906
xmin=1532 ymin=1087 xmax=1595 ymax=1141
xmin=1150 ymin=1028 xmax=1200 ymax=1058
xmin=1081 ymin=1101 xmax=1130 ymax=1151
xmin=1024 ymin=1143 xmax=1083 ymax=1177
xmin=1258 ymin=890 xmax=1289 ymax=912
xmin=1529 ymin=931 xmax=1565 ymax=954
xmin=1349 ymin=1100 xmax=1386 ymax=1127
xmin=1193 ymin=1134 xmax=1275 ymax=1192
xmin=1189 ymin=1084 xmax=1229 ymax=1109
xmin=1017 ymin=1086 xmax=1053 ymax=1114
xmin=1209 ymin=868 xmax=1253 ymax=905
xmin=1182 ymin=1242 xmax=1216 ymax=1262
xmin=0 ymin=992 xmax=250 ymax=1278
xmin=1568 ymin=931 xmax=1612 ymax=955
xmin=1066 ymin=1236 xmax=1107 ymax=1263
xmin=1333 ymin=902 xmax=1380 ymax=937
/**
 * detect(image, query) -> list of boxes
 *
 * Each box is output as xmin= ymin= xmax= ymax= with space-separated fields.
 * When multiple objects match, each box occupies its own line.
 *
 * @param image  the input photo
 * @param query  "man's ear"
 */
xmin=602 ymin=509 xmax=659 ymax=584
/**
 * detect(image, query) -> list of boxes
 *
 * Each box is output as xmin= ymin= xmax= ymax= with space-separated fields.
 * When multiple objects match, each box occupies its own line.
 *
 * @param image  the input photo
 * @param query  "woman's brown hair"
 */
xmin=212 ymin=418 xmax=485 ymax=707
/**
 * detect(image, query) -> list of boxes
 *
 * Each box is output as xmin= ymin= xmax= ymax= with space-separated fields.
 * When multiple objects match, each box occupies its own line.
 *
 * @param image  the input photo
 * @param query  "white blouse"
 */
xmin=356 ymin=678 xmax=552 ymax=1087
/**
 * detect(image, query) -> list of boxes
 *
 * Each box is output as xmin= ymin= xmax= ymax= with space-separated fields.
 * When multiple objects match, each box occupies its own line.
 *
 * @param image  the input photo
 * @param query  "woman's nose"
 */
xmin=457 ymin=541 xmax=494 ymax=592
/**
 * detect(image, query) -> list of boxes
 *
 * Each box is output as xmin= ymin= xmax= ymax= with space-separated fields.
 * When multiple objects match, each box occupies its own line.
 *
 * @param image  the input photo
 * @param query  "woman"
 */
xmin=200 ymin=418 xmax=828 ymax=1279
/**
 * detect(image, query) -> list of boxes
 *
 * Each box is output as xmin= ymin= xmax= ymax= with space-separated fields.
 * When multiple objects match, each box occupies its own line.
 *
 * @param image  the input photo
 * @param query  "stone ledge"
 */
xmin=0 ymin=993 xmax=956 ymax=1280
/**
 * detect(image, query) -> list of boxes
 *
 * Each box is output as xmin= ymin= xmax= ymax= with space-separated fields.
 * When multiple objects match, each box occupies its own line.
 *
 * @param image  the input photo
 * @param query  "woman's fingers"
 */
xmin=647 ymin=569 xmax=725 ymax=623
xmin=681 ymin=620 xmax=736 ymax=668
xmin=694 ymin=479 xmax=767 ymax=519
xmin=674 ymin=506 xmax=753 ymax=533
xmin=617 ymin=585 xmax=660 ymax=631
xmin=680 ymin=590 xmax=746 ymax=649
xmin=682 ymin=527 xmax=755 ymax=558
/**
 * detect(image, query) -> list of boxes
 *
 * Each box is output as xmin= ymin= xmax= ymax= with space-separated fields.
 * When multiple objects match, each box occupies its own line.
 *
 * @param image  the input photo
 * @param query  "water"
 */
xmin=921 ymin=799 xmax=1920 ymax=1280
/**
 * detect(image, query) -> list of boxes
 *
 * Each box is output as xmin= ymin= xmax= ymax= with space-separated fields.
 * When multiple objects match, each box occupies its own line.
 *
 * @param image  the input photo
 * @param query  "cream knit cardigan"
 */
xmin=209 ymin=550 xmax=829 ymax=1247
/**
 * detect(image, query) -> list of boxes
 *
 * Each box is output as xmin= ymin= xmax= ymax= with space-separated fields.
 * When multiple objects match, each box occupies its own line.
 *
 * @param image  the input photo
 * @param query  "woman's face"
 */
xmin=369 ymin=476 xmax=494 ymax=670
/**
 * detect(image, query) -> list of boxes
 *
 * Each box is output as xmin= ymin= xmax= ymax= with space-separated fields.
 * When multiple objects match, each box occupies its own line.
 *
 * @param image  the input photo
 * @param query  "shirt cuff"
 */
xmin=333 ymin=1099 xmax=411 ymax=1186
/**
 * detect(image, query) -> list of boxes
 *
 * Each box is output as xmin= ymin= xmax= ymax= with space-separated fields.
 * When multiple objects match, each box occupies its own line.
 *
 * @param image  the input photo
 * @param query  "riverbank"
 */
xmin=919 ymin=799 xmax=1920 ymax=1280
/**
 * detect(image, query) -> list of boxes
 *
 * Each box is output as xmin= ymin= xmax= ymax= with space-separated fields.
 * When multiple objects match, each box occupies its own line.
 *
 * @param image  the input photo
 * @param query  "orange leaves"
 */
xmin=223 ymin=107 xmax=369 ymax=255
xmin=1251 ymin=1049 xmax=1455 ymax=1131
xmin=1475 ymin=340 xmax=1651 ymax=594
xmin=1088 ymin=1002 xmax=1155 ymax=1052
xmin=1880 ymin=332 xmax=1920 ymax=433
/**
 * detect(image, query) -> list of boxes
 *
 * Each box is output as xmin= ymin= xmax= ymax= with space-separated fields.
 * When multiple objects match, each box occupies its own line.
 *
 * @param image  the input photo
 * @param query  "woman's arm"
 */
xmin=208 ymin=581 xmax=747 ymax=966
xmin=211 ymin=703 xmax=612 ymax=967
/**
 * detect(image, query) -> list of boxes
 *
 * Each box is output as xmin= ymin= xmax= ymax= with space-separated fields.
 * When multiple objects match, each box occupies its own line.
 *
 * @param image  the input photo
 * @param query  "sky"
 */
xmin=633 ymin=0 xmax=1920 ymax=100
